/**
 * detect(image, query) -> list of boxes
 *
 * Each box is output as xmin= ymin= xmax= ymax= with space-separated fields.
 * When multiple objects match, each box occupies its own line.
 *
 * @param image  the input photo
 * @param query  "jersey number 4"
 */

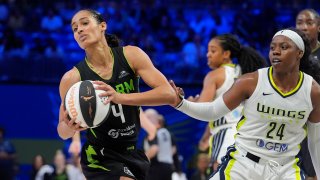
xmin=111 ymin=104 xmax=126 ymax=123
xmin=266 ymin=122 xmax=285 ymax=140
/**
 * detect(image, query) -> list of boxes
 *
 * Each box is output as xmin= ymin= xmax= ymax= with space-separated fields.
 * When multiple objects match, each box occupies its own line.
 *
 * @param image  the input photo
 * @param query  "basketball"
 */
xmin=64 ymin=80 xmax=110 ymax=128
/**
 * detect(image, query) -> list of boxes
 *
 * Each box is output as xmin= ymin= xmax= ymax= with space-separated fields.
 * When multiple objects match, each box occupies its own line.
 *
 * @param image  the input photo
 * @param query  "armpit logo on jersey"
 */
xmin=118 ymin=70 xmax=129 ymax=79
xmin=123 ymin=167 xmax=134 ymax=177
xmin=256 ymin=139 xmax=288 ymax=152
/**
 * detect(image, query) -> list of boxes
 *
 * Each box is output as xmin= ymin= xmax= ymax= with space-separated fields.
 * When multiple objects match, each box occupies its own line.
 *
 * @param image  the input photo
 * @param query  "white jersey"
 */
xmin=217 ymin=65 xmax=243 ymax=124
xmin=236 ymin=67 xmax=313 ymax=160
xmin=208 ymin=65 xmax=242 ymax=163
xmin=210 ymin=64 xmax=242 ymax=133
xmin=155 ymin=128 xmax=174 ymax=164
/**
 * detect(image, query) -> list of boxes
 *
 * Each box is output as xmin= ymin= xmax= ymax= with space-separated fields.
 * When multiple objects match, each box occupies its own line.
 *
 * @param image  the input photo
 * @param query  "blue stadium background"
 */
xmin=0 ymin=0 xmax=319 ymax=179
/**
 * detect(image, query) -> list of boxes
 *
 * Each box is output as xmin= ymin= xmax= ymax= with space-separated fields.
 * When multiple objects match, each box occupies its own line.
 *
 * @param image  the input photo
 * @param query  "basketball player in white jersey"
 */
xmin=171 ymin=28 xmax=320 ymax=179
xmin=190 ymin=34 xmax=265 ymax=173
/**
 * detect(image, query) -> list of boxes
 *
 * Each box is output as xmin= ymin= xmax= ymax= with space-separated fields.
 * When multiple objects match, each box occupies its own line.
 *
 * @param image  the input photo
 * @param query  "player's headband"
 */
xmin=273 ymin=29 xmax=305 ymax=54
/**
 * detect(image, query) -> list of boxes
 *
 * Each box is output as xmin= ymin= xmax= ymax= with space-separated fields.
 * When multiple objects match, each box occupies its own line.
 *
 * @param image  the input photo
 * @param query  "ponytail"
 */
xmin=237 ymin=46 xmax=267 ymax=74
xmin=105 ymin=33 xmax=121 ymax=47
xmin=214 ymin=34 xmax=266 ymax=74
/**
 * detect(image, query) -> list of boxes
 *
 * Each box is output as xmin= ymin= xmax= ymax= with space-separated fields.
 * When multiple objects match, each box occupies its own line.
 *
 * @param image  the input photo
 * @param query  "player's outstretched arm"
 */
xmin=94 ymin=46 xmax=176 ymax=106
xmin=307 ymin=80 xmax=320 ymax=179
xmin=171 ymin=72 xmax=257 ymax=121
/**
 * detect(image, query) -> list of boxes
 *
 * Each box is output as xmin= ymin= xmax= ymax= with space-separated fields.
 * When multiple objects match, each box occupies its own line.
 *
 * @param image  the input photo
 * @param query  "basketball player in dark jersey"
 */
xmin=296 ymin=9 xmax=320 ymax=180
xmin=57 ymin=9 xmax=176 ymax=180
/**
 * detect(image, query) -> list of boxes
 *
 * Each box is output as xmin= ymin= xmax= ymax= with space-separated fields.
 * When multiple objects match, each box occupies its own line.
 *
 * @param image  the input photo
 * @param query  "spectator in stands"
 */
xmin=190 ymin=153 xmax=210 ymax=180
xmin=0 ymin=126 xmax=18 ymax=180
xmin=36 ymin=149 xmax=83 ymax=180
xmin=44 ymin=38 xmax=64 ymax=59
xmin=41 ymin=9 xmax=63 ymax=32
xmin=0 ymin=2 xmax=9 ymax=24
xmin=3 ymin=28 xmax=28 ymax=58
xmin=179 ymin=34 xmax=206 ymax=82
xmin=7 ymin=9 xmax=25 ymax=30
xmin=30 ymin=154 xmax=46 ymax=180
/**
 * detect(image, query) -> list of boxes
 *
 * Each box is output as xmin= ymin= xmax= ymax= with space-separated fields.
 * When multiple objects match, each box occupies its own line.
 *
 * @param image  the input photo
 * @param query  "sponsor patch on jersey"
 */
xmin=119 ymin=70 xmax=130 ymax=78
xmin=256 ymin=139 xmax=288 ymax=152
xmin=108 ymin=124 xmax=136 ymax=139
xmin=124 ymin=167 xmax=134 ymax=177
xmin=108 ymin=129 xmax=119 ymax=138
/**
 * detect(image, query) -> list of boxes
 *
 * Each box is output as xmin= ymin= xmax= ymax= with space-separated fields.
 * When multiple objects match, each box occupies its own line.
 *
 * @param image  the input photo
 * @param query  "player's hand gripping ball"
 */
xmin=64 ymin=80 xmax=110 ymax=128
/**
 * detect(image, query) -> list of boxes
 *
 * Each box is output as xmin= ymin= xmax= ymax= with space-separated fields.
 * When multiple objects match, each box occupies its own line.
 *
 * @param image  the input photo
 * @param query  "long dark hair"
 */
xmin=214 ymin=34 xmax=267 ymax=74
xmin=288 ymin=27 xmax=320 ymax=83
xmin=83 ymin=9 xmax=121 ymax=47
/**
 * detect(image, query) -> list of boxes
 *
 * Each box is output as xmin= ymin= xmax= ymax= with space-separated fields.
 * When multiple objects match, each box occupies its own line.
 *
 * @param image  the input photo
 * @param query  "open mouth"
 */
xmin=271 ymin=58 xmax=281 ymax=65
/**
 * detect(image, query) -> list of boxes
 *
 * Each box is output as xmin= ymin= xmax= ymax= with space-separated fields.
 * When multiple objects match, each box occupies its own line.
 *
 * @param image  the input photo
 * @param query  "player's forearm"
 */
xmin=145 ymin=145 xmax=158 ymax=159
xmin=57 ymin=122 xmax=75 ymax=140
xmin=176 ymin=96 xmax=230 ymax=121
xmin=120 ymin=86 xmax=175 ymax=106
xmin=72 ymin=131 xmax=81 ymax=141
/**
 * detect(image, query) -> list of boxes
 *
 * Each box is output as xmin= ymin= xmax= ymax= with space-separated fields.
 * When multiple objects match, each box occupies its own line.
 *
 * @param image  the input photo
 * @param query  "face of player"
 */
xmin=269 ymin=35 xmax=302 ymax=73
xmin=206 ymin=39 xmax=231 ymax=69
xmin=296 ymin=10 xmax=320 ymax=44
xmin=71 ymin=10 xmax=106 ymax=49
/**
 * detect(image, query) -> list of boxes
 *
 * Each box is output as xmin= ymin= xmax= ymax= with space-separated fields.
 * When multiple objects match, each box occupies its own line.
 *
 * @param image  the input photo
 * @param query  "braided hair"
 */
xmin=213 ymin=34 xmax=267 ymax=74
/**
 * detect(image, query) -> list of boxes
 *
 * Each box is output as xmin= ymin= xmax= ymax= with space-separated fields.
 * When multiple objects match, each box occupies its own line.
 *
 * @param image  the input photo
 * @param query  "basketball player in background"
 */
xmin=296 ymin=9 xmax=320 ymax=61
xmin=57 ymin=9 xmax=176 ymax=180
xmin=296 ymin=8 xmax=320 ymax=180
xmin=171 ymin=28 xmax=320 ymax=179
xmin=190 ymin=34 xmax=266 ymax=174
xmin=143 ymin=109 xmax=176 ymax=180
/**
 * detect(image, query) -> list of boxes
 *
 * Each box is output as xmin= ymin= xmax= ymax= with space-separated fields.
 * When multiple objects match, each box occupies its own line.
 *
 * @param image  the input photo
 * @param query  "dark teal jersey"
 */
xmin=75 ymin=46 xmax=140 ymax=151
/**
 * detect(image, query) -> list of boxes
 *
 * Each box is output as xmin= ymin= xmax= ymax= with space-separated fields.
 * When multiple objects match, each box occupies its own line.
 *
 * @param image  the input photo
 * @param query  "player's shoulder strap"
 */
xmin=111 ymin=46 xmax=135 ymax=76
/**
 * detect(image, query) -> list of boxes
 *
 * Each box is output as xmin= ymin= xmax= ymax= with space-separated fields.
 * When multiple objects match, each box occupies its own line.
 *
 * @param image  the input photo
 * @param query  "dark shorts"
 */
xmin=81 ymin=143 xmax=150 ymax=180
xmin=146 ymin=162 xmax=174 ymax=180
xmin=300 ymin=138 xmax=316 ymax=177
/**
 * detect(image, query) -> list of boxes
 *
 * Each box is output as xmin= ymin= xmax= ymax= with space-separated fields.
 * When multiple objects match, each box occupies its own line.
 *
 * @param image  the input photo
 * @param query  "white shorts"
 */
xmin=209 ymin=126 xmax=236 ymax=164
xmin=209 ymin=145 xmax=305 ymax=180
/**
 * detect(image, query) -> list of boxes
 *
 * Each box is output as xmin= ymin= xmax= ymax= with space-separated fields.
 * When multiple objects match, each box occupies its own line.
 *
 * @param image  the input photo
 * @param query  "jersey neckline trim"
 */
xmin=84 ymin=48 xmax=115 ymax=80
xmin=267 ymin=67 xmax=304 ymax=98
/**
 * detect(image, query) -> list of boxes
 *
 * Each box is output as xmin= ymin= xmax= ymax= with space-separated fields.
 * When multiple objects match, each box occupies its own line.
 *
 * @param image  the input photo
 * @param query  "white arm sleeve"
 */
xmin=176 ymin=96 xmax=231 ymax=121
xmin=307 ymin=121 xmax=320 ymax=179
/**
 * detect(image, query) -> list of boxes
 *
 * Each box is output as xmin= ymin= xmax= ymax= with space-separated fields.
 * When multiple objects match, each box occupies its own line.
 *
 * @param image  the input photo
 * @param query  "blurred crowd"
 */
xmin=0 ymin=0 xmax=319 ymax=84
